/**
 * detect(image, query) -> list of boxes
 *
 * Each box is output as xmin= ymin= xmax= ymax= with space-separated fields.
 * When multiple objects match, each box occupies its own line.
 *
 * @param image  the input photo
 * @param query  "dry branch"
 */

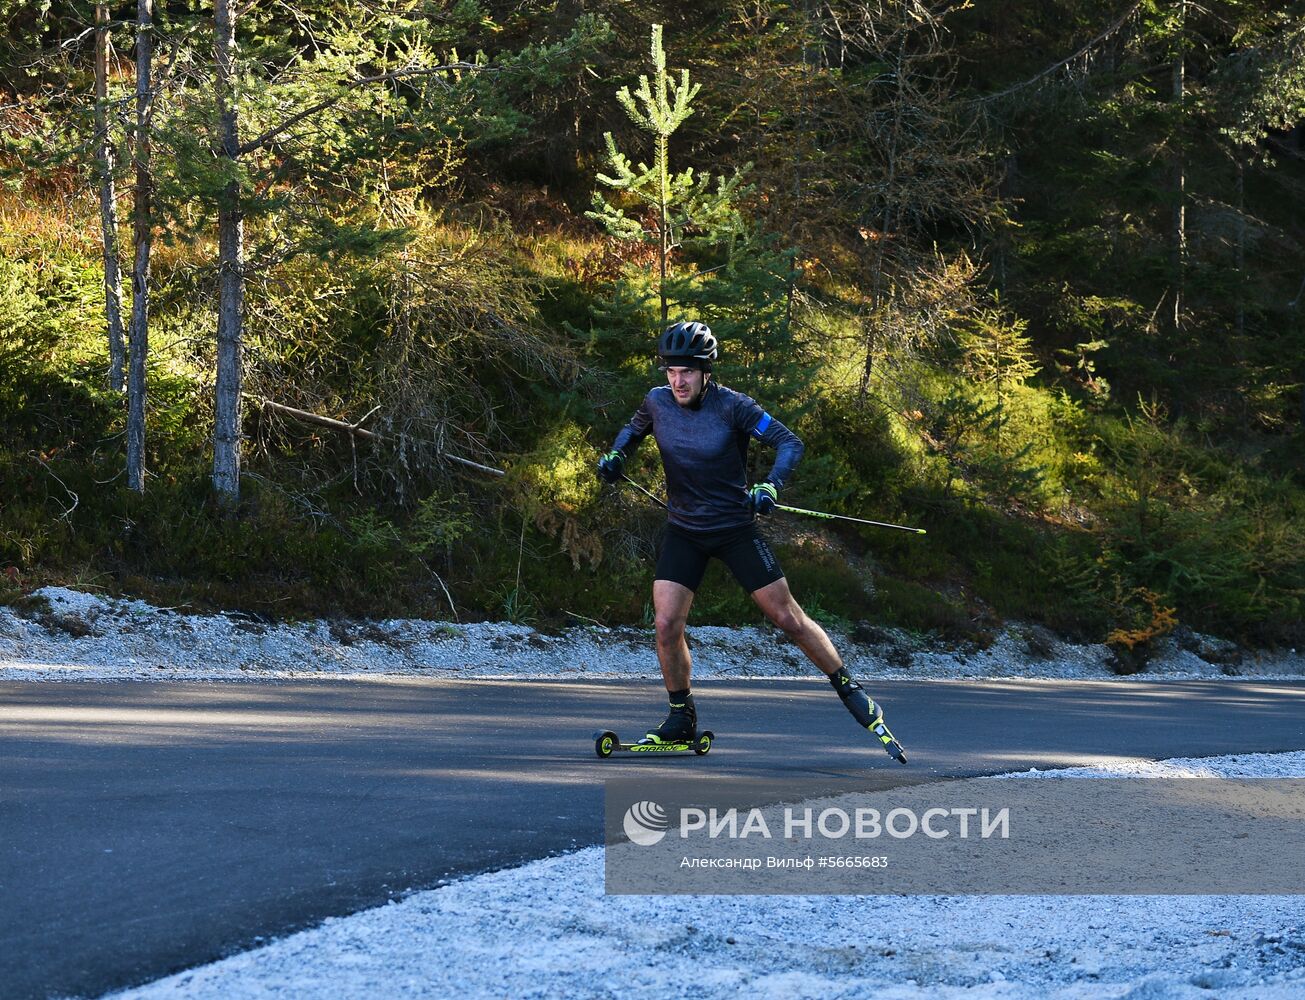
xmin=257 ymin=397 xmax=505 ymax=478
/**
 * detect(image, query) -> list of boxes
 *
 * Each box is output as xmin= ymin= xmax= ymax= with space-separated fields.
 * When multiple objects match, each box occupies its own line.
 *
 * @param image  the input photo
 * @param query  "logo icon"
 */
xmin=623 ymin=800 xmax=669 ymax=846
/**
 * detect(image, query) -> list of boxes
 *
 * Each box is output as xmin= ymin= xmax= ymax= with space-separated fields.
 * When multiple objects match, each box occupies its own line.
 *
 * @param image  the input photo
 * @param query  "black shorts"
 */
xmin=654 ymin=521 xmax=785 ymax=595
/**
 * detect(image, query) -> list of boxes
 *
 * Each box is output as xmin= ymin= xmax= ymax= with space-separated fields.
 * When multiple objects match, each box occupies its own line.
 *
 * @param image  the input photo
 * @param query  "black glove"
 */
xmin=747 ymin=482 xmax=778 ymax=516
xmin=597 ymin=449 xmax=625 ymax=485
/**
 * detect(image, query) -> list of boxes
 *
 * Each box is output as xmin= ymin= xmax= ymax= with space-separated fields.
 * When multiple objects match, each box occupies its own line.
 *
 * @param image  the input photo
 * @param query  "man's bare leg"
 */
xmin=653 ymin=579 xmax=695 ymax=691
xmin=642 ymin=579 xmax=701 ymax=743
xmin=751 ymin=576 xmax=907 ymax=762
xmin=749 ymin=576 xmax=842 ymax=675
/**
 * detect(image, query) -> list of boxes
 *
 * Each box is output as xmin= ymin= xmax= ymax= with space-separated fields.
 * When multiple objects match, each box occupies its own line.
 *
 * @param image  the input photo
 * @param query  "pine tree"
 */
xmin=584 ymin=23 xmax=801 ymax=404
xmin=188 ymin=4 xmax=608 ymax=502
xmin=125 ymin=0 xmax=154 ymax=495
xmin=585 ymin=24 xmax=751 ymax=328
xmin=94 ymin=3 xmax=125 ymax=394
xmin=957 ymin=299 xmax=1041 ymax=472
xmin=958 ymin=302 xmax=1041 ymax=388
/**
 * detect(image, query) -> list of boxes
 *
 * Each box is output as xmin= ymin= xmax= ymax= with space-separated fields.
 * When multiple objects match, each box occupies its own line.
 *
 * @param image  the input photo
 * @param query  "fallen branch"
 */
xmin=30 ymin=452 xmax=80 ymax=521
xmin=260 ymin=398 xmax=380 ymax=441
xmin=418 ymin=557 xmax=460 ymax=623
xmin=257 ymin=397 xmax=505 ymax=477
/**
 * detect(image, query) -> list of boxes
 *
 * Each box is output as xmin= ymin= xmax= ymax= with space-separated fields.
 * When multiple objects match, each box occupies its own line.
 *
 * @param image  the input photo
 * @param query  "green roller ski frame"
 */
xmin=593 ymin=729 xmax=715 ymax=758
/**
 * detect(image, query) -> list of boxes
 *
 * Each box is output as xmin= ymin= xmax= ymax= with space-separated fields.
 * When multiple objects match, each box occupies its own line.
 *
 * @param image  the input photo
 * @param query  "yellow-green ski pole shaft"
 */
xmin=620 ymin=474 xmax=924 ymax=535
xmin=775 ymin=504 xmax=926 ymax=535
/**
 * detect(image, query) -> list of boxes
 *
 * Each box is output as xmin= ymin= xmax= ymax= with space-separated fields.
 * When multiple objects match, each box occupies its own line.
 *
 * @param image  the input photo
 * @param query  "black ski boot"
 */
xmin=830 ymin=667 xmax=907 ymax=763
xmin=641 ymin=690 xmax=697 ymax=745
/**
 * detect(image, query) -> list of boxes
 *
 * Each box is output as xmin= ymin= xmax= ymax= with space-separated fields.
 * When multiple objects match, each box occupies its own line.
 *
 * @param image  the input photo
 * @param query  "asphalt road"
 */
xmin=2 ymin=678 xmax=1303 ymax=999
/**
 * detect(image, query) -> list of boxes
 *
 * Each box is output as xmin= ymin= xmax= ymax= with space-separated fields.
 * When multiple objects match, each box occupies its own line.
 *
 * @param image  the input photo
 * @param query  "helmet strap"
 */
xmin=691 ymin=373 xmax=711 ymax=408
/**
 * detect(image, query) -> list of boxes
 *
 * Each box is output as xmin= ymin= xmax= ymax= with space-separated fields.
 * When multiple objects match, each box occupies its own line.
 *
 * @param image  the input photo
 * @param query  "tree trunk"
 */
xmin=657 ymin=129 xmax=669 ymax=327
xmin=783 ymin=0 xmax=815 ymax=341
xmin=1235 ymin=157 xmax=1245 ymax=339
xmin=212 ymin=0 xmax=245 ymax=502
xmin=96 ymin=4 xmax=125 ymax=393
xmin=127 ymin=0 xmax=153 ymax=493
xmin=1169 ymin=0 xmax=1185 ymax=334
xmin=858 ymin=21 xmax=906 ymax=405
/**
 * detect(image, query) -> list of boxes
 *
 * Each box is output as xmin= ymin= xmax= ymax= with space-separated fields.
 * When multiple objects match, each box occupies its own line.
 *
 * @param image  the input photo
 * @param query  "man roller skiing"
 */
xmin=596 ymin=320 xmax=907 ymax=763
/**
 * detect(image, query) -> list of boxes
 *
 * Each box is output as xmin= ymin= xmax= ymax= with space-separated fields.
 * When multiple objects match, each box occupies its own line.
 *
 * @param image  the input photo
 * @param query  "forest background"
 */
xmin=2 ymin=1 xmax=1303 ymax=666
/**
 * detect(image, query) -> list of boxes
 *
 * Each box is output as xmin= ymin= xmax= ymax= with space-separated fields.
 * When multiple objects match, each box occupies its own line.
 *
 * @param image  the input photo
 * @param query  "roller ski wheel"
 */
xmin=592 ymin=729 xmax=716 ymax=757
xmin=872 ymin=719 xmax=908 ymax=764
xmin=595 ymin=730 xmax=618 ymax=758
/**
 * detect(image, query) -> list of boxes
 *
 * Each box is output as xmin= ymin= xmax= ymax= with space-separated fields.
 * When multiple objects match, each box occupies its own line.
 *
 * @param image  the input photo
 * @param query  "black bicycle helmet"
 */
xmin=657 ymin=321 xmax=718 ymax=369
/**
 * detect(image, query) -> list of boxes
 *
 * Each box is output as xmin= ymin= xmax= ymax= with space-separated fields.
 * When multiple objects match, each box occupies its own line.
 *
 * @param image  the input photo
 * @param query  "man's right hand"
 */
xmin=597 ymin=449 xmax=625 ymax=484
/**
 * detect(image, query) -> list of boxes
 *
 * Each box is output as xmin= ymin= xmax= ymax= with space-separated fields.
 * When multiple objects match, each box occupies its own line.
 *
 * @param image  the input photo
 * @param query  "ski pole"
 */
xmin=619 ymin=474 xmax=925 ymax=534
xmin=620 ymin=473 xmax=670 ymax=510
xmin=775 ymin=504 xmax=926 ymax=535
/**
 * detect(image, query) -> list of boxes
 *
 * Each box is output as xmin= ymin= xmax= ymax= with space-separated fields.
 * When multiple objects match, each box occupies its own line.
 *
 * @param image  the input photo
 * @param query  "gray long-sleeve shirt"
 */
xmin=609 ymin=382 xmax=804 ymax=531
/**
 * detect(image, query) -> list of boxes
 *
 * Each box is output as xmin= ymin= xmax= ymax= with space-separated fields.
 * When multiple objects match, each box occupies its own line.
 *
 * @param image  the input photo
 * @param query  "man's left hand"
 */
xmin=747 ymin=482 xmax=778 ymax=516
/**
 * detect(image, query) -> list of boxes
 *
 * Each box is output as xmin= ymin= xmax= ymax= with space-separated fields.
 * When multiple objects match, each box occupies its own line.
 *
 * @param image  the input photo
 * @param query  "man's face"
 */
xmin=665 ymin=366 xmax=707 ymax=406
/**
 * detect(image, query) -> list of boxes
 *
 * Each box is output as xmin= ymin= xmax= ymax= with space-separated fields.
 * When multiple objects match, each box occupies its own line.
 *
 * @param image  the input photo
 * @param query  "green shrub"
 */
xmin=872 ymin=576 xmax=971 ymax=638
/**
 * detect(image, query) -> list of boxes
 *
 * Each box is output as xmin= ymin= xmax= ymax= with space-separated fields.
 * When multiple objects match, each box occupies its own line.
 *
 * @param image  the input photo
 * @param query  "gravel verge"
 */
xmin=2 ymin=586 xmax=1301 ymax=683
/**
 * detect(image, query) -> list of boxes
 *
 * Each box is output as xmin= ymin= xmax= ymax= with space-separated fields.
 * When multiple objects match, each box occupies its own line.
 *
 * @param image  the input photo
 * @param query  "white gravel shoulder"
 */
xmin=3 ymin=586 xmax=1303 ymax=682
xmin=107 ymin=751 xmax=1305 ymax=1000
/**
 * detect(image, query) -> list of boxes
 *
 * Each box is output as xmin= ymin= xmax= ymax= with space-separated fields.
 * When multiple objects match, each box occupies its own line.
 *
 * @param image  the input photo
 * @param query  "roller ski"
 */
xmin=593 ymin=728 xmax=715 ymax=758
xmin=594 ymin=691 xmax=714 ymax=758
xmin=832 ymin=667 xmax=908 ymax=764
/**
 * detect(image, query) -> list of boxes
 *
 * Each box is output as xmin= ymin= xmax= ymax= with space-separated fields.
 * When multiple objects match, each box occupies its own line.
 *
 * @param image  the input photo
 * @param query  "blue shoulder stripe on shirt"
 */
xmin=752 ymin=412 xmax=772 ymax=438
